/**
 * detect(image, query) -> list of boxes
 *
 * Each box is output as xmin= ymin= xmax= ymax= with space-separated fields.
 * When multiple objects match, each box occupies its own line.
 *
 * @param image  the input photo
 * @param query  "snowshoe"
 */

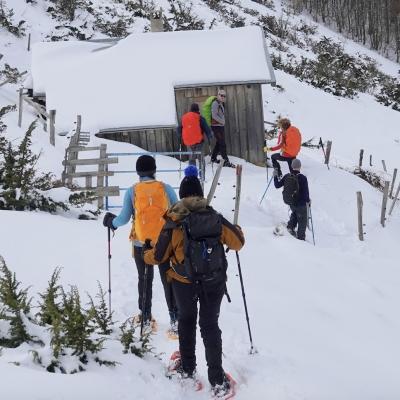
xmin=132 ymin=314 xmax=158 ymax=333
xmin=166 ymin=351 xmax=203 ymax=391
xmin=211 ymin=373 xmax=236 ymax=399
xmin=166 ymin=319 xmax=179 ymax=340
xmin=223 ymin=160 xmax=235 ymax=168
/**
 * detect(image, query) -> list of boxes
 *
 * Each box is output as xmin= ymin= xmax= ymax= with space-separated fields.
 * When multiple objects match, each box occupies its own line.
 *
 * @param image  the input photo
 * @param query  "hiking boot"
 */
xmin=287 ymin=227 xmax=296 ymax=237
xmin=211 ymin=373 xmax=235 ymax=398
xmin=223 ymin=160 xmax=235 ymax=168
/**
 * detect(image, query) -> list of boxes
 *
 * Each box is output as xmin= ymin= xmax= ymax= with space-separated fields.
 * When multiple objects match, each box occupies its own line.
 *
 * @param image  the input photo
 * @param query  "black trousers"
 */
xmin=271 ymin=153 xmax=295 ymax=175
xmin=133 ymin=246 xmax=177 ymax=320
xmin=172 ymin=279 xmax=225 ymax=386
xmin=211 ymin=126 xmax=228 ymax=162
xmin=287 ymin=205 xmax=308 ymax=240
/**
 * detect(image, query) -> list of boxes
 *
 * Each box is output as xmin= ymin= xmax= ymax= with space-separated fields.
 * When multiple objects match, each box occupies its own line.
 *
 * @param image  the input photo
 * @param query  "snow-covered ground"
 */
xmin=1 ymin=0 xmax=400 ymax=399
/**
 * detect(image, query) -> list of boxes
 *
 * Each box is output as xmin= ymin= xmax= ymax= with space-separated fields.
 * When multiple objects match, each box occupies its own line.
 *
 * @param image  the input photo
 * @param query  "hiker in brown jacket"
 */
xmin=144 ymin=165 xmax=244 ymax=397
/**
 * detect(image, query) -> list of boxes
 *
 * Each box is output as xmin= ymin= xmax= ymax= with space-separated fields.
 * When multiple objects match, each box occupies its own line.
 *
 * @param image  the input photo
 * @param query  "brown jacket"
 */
xmin=144 ymin=197 xmax=245 ymax=283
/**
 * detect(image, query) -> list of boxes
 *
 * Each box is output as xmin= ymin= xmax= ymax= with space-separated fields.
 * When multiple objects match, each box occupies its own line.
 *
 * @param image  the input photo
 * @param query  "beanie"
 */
xmin=136 ymin=155 xmax=156 ymax=177
xmin=291 ymin=158 xmax=301 ymax=171
xmin=190 ymin=103 xmax=200 ymax=113
xmin=179 ymin=165 xmax=204 ymax=199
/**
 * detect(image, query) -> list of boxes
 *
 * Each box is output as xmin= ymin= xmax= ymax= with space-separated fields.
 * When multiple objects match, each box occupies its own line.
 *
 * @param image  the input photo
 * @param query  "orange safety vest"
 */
xmin=283 ymin=126 xmax=302 ymax=157
xmin=129 ymin=181 xmax=169 ymax=244
xmin=182 ymin=112 xmax=203 ymax=146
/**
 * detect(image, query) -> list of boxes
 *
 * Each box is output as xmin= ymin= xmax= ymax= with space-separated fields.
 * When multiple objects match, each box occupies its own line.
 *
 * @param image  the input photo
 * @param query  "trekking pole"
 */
xmin=140 ymin=264 xmax=149 ymax=339
xmin=259 ymin=176 xmax=273 ymax=205
xmin=107 ymin=227 xmax=112 ymax=316
xmin=308 ymin=204 xmax=316 ymax=246
xmin=234 ymin=165 xmax=257 ymax=354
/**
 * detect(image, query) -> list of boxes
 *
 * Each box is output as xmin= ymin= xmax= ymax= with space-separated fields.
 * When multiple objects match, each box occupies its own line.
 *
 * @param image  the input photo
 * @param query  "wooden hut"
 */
xmin=31 ymin=26 xmax=276 ymax=165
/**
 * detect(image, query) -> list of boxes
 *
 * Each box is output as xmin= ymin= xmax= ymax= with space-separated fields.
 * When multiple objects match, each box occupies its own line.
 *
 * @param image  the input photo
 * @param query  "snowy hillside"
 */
xmin=1 ymin=0 xmax=400 ymax=399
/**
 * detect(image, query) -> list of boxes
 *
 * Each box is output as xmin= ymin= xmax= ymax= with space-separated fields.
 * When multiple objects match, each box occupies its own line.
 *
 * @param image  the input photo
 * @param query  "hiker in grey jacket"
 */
xmin=210 ymin=89 xmax=234 ymax=168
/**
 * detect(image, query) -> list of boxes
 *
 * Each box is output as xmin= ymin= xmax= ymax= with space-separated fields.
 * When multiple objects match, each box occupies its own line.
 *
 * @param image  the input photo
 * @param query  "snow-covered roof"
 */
xmin=31 ymin=26 xmax=275 ymax=132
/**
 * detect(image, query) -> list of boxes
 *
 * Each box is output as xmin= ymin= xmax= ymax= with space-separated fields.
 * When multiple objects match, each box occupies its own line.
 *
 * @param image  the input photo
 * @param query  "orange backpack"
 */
xmin=182 ymin=112 xmax=203 ymax=146
xmin=283 ymin=126 xmax=302 ymax=157
xmin=129 ymin=181 xmax=169 ymax=243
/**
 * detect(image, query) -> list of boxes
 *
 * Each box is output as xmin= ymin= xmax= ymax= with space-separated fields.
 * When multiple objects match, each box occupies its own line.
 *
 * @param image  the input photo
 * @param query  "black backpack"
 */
xmin=282 ymin=173 xmax=299 ymax=206
xmin=181 ymin=208 xmax=227 ymax=285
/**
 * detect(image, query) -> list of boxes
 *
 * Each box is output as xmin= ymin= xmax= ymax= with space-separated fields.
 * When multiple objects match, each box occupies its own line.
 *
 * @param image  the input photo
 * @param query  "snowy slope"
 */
xmin=1 ymin=0 xmax=400 ymax=399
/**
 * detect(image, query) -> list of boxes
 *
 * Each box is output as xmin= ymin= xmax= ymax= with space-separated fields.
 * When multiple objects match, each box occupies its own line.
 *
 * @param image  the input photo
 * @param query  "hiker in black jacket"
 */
xmin=274 ymin=158 xmax=310 ymax=240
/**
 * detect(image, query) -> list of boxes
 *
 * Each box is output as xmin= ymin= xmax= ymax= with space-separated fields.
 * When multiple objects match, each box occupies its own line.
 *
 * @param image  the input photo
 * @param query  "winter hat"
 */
xmin=179 ymin=165 xmax=204 ymax=199
xmin=136 ymin=155 xmax=156 ymax=177
xmin=292 ymin=158 xmax=301 ymax=171
xmin=190 ymin=103 xmax=200 ymax=113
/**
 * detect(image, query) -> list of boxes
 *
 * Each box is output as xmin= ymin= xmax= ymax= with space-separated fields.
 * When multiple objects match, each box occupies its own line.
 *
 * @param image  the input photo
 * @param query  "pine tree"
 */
xmin=0 ymin=256 xmax=38 ymax=348
xmin=119 ymin=318 xmax=154 ymax=358
xmin=87 ymin=282 xmax=114 ymax=336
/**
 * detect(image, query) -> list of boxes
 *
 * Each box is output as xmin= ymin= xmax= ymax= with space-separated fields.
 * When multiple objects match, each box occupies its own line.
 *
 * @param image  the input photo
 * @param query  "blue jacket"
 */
xmin=274 ymin=171 xmax=310 ymax=206
xmin=112 ymin=176 xmax=178 ymax=246
xmin=177 ymin=114 xmax=212 ymax=143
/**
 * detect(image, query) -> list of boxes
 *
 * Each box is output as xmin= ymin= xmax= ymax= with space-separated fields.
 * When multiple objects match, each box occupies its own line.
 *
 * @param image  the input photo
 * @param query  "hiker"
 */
xmin=264 ymin=118 xmax=302 ymax=178
xmin=103 ymin=155 xmax=179 ymax=334
xmin=143 ymin=165 xmax=245 ymax=397
xmin=177 ymin=103 xmax=212 ymax=172
xmin=274 ymin=158 xmax=310 ymax=240
xmin=207 ymin=89 xmax=234 ymax=168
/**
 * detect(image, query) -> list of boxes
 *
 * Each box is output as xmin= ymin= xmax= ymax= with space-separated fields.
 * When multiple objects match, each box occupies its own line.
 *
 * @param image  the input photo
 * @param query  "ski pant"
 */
xmin=133 ymin=246 xmax=177 ymax=321
xmin=271 ymin=153 xmax=295 ymax=176
xmin=172 ymin=279 xmax=226 ymax=386
xmin=159 ymin=262 xmax=178 ymax=321
xmin=187 ymin=142 xmax=205 ymax=179
xmin=211 ymin=126 xmax=229 ymax=162
xmin=287 ymin=205 xmax=308 ymax=240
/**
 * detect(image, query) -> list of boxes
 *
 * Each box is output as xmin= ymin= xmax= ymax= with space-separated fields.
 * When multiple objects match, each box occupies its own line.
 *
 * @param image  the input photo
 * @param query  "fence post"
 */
xmin=389 ymin=181 xmax=400 ymax=216
xmin=382 ymin=160 xmax=387 ymax=172
xmin=357 ymin=191 xmax=364 ymax=241
xmin=359 ymin=149 xmax=364 ymax=168
xmin=369 ymin=154 xmax=372 ymax=167
xmin=49 ymin=109 xmax=56 ymax=146
xmin=27 ymin=33 xmax=31 ymax=52
xmin=380 ymin=181 xmax=390 ymax=227
xmin=324 ymin=140 xmax=332 ymax=166
xmin=97 ymin=144 xmax=107 ymax=209
xmin=390 ymin=168 xmax=398 ymax=198
xmin=18 ymin=88 xmax=23 ymax=127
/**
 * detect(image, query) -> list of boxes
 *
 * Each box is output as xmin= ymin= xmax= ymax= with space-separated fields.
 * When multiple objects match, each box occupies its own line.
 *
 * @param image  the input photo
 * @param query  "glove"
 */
xmin=103 ymin=212 xmax=117 ymax=230
xmin=263 ymin=146 xmax=272 ymax=153
xmin=143 ymin=238 xmax=153 ymax=251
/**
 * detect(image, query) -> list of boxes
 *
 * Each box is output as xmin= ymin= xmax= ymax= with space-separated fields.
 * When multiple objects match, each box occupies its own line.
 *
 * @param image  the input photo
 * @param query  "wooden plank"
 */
xmin=49 ymin=109 xmax=56 ymax=146
xmin=62 ymin=157 xmax=118 ymax=166
xmin=325 ymin=141 xmax=332 ymax=165
xmin=23 ymin=95 xmax=49 ymax=118
xmin=97 ymin=144 xmax=107 ymax=209
xmin=247 ymin=84 xmax=261 ymax=163
xmin=380 ymin=181 xmax=390 ymax=227
xmin=18 ymin=88 xmax=23 ymax=127
xmin=382 ymin=160 xmax=387 ymax=172
xmin=359 ymin=149 xmax=364 ymax=167
xmin=389 ymin=181 xmax=400 ymax=216
xmin=357 ymin=191 xmax=364 ymax=241
xmin=66 ymin=171 xmax=115 ymax=178
xmin=390 ymin=168 xmax=398 ymax=198
xmin=72 ymin=186 xmax=120 ymax=195
xmin=236 ymin=84 xmax=249 ymax=162
xmin=67 ymin=146 xmax=102 ymax=152
xmin=249 ymin=84 xmax=265 ymax=165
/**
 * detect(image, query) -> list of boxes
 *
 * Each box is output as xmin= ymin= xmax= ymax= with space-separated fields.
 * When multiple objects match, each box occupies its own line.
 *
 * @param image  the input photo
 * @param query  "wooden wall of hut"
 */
xmin=175 ymin=83 xmax=265 ymax=165
xmin=96 ymin=83 xmax=265 ymax=165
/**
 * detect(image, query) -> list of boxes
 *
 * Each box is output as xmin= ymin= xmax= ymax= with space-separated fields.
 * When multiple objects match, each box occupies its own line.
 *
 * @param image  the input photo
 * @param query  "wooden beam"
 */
xmin=325 ymin=140 xmax=332 ymax=166
xmin=380 ymin=181 xmax=390 ymax=227
xmin=18 ymin=88 xmax=23 ymax=128
xmin=67 ymin=146 xmax=102 ymax=152
xmin=62 ymin=157 xmax=118 ymax=166
xmin=357 ymin=191 xmax=364 ymax=241
xmin=390 ymin=168 xmax=398 ymax=199
xmin=359 ymin=149 xmax=364 ymax=168
xmin=66 ymin=171 xmax=115 ymax=178
xmin=49 ymin=109 xmax=56 ymax=146
xmin=389 ymin=181 xmax=400 ymax=216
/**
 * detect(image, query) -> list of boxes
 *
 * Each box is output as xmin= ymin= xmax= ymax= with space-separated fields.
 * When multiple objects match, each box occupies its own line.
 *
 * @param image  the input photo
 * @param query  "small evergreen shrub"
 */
xmin=0 ymin=3 xmax=26 ymax=37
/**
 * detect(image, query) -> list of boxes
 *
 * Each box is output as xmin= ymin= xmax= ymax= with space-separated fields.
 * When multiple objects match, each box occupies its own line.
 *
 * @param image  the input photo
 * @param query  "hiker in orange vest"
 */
xmin=103 ymin=155 xmax=178 ymax=335
xmin=264 ymin=118 xmax=302 ymax=178
xmin=177 ymin=103 xmax=212 ymax=171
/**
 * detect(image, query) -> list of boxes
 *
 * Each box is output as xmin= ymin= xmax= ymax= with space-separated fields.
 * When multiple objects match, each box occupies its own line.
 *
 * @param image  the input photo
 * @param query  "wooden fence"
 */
xmin=62 ymin=116 xmax=120 ymax=208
